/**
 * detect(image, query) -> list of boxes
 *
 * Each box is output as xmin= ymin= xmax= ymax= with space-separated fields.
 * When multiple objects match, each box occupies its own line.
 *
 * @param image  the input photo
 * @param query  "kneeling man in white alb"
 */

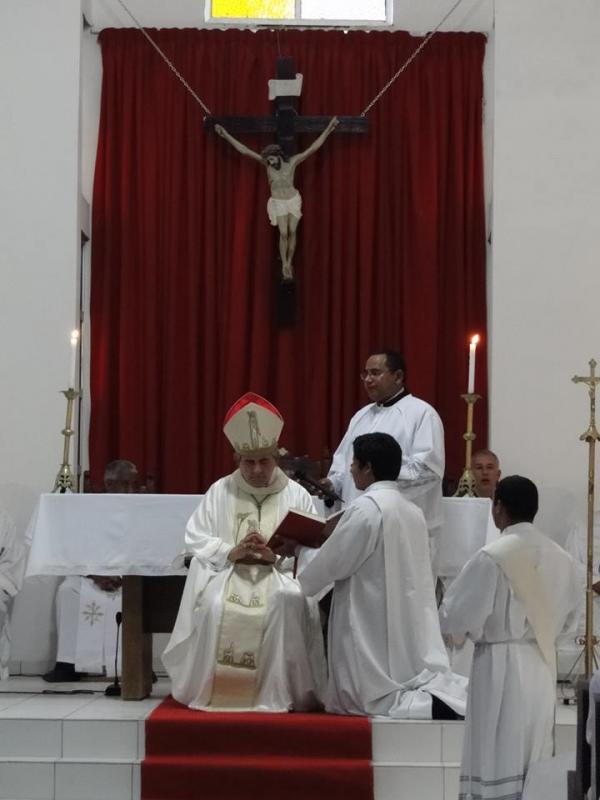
xmin=299 ymin=432 xmax=467 ymax=719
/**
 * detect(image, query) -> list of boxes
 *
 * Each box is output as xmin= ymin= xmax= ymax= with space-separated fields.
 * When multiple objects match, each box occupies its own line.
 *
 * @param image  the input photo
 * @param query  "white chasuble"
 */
xmin=210 ymin=486 xmax=279 ymax=710
xmin=163 ymin=470 xmax=326 ymax=712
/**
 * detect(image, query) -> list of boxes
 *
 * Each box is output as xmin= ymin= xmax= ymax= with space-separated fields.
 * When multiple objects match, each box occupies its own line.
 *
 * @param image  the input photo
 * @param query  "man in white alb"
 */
xmin=43 ymin=460 xmax=139 ymax=682
xmin=163 ymin=392 xmax=326 ymax=712
xmin=322 ymin=350 xmax=445 ymax=557
xmin=0 ymin=506 xmax=28 ymax=680
xmin=440 ymin=475 xmax=582 ymax=800
xmin=299 ymin=432 xmax=467 ymax=719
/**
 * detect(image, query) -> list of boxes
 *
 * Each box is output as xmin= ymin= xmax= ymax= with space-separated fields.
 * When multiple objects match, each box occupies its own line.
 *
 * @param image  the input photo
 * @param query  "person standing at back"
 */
xmin=323 ymin=351 xmax=444 ymax=555
xmin=440 ymin=476 xmax=582 ymax=800
xmin=43 ymin=460 xmax=139 ymax=682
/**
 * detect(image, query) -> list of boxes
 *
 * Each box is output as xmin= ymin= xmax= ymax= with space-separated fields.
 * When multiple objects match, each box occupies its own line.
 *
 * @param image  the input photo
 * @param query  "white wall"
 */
xmin=489 ymin=0 xmax=600 ymax=517
xmin=0 ymin=0 xmax=83 ymax=668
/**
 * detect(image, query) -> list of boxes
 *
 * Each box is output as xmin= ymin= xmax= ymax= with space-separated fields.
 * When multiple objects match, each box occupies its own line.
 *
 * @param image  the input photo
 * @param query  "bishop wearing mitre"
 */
xmin=163 ymin=392 xmax=326 ymax=712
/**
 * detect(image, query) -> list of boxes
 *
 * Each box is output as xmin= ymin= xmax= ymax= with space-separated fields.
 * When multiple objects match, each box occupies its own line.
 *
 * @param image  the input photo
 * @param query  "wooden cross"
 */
xmin=204 ymin=56 xmax=368 ymax=324
xmin=204 ymin=56 xmax=368 ymax=157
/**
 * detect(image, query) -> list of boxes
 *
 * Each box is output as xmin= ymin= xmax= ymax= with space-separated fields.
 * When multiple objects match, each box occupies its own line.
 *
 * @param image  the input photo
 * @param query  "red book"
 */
xmin=268 ymin=508 xmax=344 ymax=549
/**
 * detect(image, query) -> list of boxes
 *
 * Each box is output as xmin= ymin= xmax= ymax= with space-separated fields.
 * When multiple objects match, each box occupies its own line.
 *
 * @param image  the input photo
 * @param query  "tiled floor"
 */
xmin=0 ymin=677 xmax=578 ymax=800
xmin=0 ymin=677 xmax=167 ymax=800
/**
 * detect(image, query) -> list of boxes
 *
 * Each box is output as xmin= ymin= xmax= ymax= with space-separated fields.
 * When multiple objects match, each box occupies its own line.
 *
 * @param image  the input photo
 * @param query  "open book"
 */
xmin=267 ymin=508 xmax=344 ymax=549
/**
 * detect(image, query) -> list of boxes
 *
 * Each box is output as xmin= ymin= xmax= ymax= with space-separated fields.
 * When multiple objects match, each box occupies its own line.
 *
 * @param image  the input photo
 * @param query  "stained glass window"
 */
xmin=212 ymin=0 xmax=294 ymax=19
xmin=211 ymin=0 xmax=388 ymax=22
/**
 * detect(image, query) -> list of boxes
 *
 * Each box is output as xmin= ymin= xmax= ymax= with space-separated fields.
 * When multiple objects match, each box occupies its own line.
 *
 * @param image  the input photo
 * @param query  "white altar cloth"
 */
xmin=435 ymin=496 xmax=497 ymax=579
xmin=24 ymin=493 xmax=494 ymax=581
xmin=25 ymin=494 xmax=201 ymax=577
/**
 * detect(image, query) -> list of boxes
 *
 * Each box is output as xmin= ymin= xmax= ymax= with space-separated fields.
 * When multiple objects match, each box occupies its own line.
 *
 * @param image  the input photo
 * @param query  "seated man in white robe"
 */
xmin=298 ymin=432 xmax=467 ymax=719
xmin=0 ymin=506 xmax=28 ymax=680
xmin=440 ymin=475 xmax=582 ymax=800
xmin=163 ymin=392 xmax=326 ymax=712
xmin=43 ymin=460 xmax=139 ymax=682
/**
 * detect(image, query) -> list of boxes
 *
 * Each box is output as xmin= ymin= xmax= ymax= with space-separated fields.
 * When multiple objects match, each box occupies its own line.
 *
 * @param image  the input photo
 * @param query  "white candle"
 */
xmin=69 ymin=329 xmax=79 ymax=388
xmin=467 ymin=334 xmax=480 ymax=393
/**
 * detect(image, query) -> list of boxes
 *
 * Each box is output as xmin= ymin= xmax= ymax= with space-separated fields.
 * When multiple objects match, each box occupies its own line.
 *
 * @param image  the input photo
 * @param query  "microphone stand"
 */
xmin=105 ymin=611 xmax=122 ymax=697
xmin=293 ymin=470 xmax=343 ymax=508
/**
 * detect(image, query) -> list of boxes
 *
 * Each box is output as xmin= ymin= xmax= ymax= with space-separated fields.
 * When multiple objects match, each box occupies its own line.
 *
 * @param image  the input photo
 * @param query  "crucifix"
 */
xmin=572 ymin=358 xmax=600 ymax=678
xmin=204 ymin=57 xmax=368 ymax=285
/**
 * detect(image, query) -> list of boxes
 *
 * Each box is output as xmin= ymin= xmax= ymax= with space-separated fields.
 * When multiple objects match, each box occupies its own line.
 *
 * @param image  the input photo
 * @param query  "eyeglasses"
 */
xmin=360 ymin=369 xmax=389 ymax=381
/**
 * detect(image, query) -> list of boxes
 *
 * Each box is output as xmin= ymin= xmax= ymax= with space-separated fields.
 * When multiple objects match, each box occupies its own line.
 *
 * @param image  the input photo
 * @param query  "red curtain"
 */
xmin=90 ymin=28 xmax=488 ymax=492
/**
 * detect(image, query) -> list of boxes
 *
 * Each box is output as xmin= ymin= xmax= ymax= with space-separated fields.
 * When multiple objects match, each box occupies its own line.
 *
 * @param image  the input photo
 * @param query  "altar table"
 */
xmin=26 ymin=494 xmax=200 ymax=699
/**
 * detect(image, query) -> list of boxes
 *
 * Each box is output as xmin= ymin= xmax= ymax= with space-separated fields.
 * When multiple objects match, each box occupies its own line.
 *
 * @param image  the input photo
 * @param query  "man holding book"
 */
xmin=163 ymin=392 xmax=326 ymax=712
xmin=299 ymin=432 xmax=467 ymax=719
xmin=322 ymin=351 xmax=444 ymax=560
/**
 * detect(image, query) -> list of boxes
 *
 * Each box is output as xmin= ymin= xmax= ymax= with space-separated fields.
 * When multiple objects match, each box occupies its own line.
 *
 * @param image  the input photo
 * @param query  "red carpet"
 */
xmin=142 ymin=696 xmax=373 ymax=800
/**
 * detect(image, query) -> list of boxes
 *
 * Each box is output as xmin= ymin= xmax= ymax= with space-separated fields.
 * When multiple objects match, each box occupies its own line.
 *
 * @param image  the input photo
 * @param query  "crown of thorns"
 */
xmin=261 ymin=144 xmax=288 ymax=161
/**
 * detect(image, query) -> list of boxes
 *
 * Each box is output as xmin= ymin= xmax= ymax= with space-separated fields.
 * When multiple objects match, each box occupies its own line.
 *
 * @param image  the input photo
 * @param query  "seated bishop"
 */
xmin=162 ymin=393 xmax=326 ymax=712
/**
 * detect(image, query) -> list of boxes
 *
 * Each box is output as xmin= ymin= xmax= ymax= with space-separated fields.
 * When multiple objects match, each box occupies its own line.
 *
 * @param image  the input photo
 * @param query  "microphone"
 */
xmin=293 ymin=470 xmax=343 ymax=508
xmin=105 ymin=611 xmax=122 ymax=697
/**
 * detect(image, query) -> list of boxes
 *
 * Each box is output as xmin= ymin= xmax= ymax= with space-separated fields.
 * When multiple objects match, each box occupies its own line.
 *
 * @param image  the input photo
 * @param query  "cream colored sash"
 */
xmin=483 ymin=528 xmax=557 ymax=683
xmin=210 ymin=482 xmax=282 ymax=710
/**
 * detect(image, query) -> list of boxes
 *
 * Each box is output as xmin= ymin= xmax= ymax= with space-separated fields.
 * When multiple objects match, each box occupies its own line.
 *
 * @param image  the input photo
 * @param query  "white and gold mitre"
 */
xmin=223 ymin=392 xmax=284 ymax=458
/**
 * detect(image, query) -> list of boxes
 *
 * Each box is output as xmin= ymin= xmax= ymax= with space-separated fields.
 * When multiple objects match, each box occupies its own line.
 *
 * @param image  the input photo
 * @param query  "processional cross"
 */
xmin=204 ymin=57 xmax=368 ymax=286
xmin=572 ymin=359 xmax=600 ymax=678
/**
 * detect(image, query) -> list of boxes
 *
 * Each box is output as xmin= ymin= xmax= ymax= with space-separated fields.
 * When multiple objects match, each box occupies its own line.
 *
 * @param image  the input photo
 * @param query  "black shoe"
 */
xmin=431 ymin=695 xmax=464 ymax=720
xmin=42 ymin=661 xmax=83 ymax=683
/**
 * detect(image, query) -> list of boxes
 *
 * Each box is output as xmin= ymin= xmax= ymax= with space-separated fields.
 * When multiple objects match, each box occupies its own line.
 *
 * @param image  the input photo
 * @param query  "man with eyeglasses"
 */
xmin=322 ymin=351 xmax=444 ymax=549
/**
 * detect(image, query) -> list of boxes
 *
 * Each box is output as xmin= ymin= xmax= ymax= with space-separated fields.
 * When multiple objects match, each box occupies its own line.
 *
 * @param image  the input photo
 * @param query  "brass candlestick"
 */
xmin=52 ymin=388 xmax=80 ymax=493
xmin=453 ymin=392 xmax=481 ymax=497
xmin=572 ymin=358 xmax=600 ymax=679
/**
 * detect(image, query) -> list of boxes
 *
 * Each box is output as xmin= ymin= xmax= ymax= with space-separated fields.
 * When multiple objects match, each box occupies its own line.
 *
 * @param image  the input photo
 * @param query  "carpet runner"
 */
xmin=142 ymin=696 xmax=373 ymax=800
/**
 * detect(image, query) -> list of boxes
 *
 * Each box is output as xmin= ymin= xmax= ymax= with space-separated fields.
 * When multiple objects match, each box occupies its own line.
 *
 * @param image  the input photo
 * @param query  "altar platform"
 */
xmin=0 ymin=676 xmax=577 ymax=800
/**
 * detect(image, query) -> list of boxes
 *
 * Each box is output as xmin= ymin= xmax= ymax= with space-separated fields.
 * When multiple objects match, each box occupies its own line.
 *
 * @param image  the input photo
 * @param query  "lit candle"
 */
xmin=467 ymin=335 xmax=480 ymax=393
xmin=69 ymin=329 xmax=79 ymax=388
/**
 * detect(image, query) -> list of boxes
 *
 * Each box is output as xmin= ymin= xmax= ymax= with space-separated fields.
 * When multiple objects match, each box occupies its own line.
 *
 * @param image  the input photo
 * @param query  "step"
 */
xmin=0 ymin=757 xmax=140 ymax=800
xmin=142 ymin=754 xmax=372 ymax=800
xmin=0 ymin=679 xmax=578 ymax=800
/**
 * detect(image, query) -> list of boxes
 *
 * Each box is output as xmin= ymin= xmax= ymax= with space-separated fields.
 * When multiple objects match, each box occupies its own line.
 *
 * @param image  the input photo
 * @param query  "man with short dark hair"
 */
xmin=299 ymin=432 xmax=466 ymax=718
xmin=323 ymin=350 xmax=444 ymax=554
xmin=440 ymin=475 xmax=582 ymax=800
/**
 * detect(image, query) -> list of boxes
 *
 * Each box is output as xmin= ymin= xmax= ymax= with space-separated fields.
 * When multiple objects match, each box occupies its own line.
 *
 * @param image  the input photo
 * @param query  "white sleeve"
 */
xmin=439 ymin=551 xmax=499 ymax=644
xmin=0 ymin=511 xmax=26 ymax=597
xmin=327 ymin=424 xmax=355 ymax=496
xmin=398 ymin=407 xmax=445 ymax=485
xmin=298 ymin=501 xmax=379 ymax=597
xmin=184 ymin=485 xmax=233 ymax=571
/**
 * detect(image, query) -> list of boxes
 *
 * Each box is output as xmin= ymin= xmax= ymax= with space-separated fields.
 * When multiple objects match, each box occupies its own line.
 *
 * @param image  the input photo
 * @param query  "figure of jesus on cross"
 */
xmin=215 ymin=116 xmax=339 ymax=282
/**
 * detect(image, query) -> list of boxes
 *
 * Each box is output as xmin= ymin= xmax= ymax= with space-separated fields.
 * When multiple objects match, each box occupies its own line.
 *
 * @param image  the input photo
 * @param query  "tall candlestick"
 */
xmin=69 ymin=329 xmax=79 ymax=388
xmin=467 ymin=334 xmax=480 ymax=394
